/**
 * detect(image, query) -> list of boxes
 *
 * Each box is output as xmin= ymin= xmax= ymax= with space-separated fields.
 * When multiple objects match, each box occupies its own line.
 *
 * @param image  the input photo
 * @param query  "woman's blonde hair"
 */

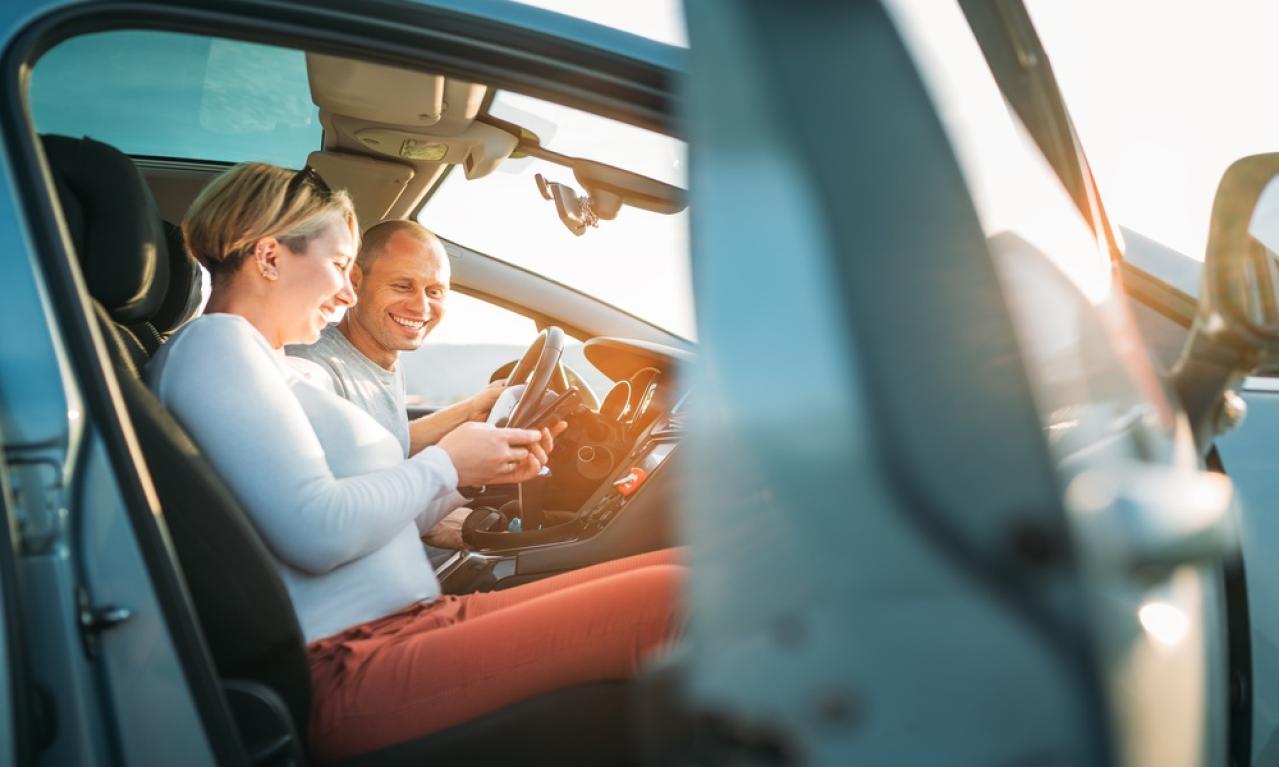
xmin=183 ymin=163 xmax=359 ymax=282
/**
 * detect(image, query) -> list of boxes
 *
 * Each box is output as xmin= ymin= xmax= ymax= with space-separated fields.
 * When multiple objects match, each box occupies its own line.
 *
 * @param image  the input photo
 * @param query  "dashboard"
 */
xmin=437 ymin=335 xmax=689 ymax=592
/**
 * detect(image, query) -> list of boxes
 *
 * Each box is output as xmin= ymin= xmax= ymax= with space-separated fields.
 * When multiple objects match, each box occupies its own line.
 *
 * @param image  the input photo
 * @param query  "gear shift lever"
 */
xmin=518 ymin=466 xmax=552 ymax=531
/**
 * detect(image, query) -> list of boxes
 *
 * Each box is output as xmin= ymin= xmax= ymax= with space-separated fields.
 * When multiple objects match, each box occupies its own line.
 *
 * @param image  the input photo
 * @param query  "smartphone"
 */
xmin=522 ymin=387 xmax=583 ymax=430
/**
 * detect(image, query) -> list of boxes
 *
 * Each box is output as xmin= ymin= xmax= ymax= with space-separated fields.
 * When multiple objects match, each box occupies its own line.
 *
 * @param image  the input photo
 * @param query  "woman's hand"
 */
xmin=437 ymin=421 xmax=567 ymax=486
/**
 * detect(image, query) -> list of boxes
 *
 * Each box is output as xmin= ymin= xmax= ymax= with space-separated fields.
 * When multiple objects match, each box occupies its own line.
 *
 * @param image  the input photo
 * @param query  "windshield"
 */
xmin=419 ymin=91 xmax=694 ymax=339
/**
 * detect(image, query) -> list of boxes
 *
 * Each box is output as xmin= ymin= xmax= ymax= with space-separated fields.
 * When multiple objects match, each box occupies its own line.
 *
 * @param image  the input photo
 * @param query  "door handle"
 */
xmin=1066 ymin=463 xmax=1238 ymax=573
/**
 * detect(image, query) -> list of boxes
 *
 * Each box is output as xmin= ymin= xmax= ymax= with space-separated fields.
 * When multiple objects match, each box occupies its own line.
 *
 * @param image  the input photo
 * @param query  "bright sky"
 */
xmin=412 ymin=2 xmax=1279 ymax=352
xmin=1025 ymin=1 xmax=1279 ymax=262
xmin=422 ymin=1 xmax=693 ymax=344
xmin=422 ymin=92 xmax=691 ymax=340
xmin=516 ymin=0 xmax=1279 ymax=271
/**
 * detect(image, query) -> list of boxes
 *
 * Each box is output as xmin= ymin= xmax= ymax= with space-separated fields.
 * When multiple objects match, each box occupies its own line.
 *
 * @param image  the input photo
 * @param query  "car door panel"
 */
xmin=677 ymin=0 xmax=1113 ymax=761
xmin=1214 ymin=386 xmax=1279 ymax=761
xmin=905 ymin=1 xmax=1230 ymax=764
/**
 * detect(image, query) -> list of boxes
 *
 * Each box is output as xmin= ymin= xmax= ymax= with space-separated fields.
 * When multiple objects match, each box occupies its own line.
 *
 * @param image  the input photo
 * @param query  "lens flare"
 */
xmin=1138 ymin=601 xmax=1190 ymax=646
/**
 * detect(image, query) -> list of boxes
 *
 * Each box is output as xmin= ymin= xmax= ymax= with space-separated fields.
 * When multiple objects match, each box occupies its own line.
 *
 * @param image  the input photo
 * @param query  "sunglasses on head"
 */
xmin=284 ymin=165 xmax=332 ymax=204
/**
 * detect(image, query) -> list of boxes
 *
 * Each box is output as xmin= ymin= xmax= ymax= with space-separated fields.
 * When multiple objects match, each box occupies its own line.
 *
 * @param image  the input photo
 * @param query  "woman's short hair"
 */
xmin=182 ymin=163 xmax=359 ymax=282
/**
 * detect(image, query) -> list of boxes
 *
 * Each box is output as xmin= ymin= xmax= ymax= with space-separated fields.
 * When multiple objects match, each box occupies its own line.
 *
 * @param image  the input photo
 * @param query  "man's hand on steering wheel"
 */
xmin=465 ymin=379 xmax=508 ymax=422
xmin=503 ymin=328 xmax=568 ymax=428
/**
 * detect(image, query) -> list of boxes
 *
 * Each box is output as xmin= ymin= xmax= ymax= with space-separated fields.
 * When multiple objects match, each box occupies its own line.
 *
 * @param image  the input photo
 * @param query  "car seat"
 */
xmin=40 ymin=134 xmax=635 ymax=767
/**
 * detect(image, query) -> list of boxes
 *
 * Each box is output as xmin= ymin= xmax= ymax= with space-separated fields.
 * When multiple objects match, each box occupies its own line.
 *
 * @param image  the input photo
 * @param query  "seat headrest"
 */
xmin=42 ymin=135 xmax=169 ymax=323
xmin=153 ymin=221 xmax=204 ymax=333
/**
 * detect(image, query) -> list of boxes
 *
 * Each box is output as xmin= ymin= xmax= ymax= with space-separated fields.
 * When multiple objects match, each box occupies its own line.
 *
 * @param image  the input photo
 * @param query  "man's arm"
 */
xmin=408 ymin=381 xmax=506 ymax=455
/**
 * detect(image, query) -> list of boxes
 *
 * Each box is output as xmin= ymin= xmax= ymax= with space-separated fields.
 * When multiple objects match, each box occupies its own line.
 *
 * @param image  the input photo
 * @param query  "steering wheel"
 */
xmin=503 ymin=327 xmax=566 ymax=428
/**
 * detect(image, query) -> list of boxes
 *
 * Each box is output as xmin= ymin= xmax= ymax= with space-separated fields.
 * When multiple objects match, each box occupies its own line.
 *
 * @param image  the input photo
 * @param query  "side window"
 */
xmin=401 ymin=292 xmax=536 ymax=409
xmin=399 ymin=292 xmax=611 ymax=409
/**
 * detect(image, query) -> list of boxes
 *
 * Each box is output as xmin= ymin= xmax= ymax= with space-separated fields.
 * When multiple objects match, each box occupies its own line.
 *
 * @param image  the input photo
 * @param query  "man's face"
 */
xmin=347 ymin=231 xmax=450 ymax=354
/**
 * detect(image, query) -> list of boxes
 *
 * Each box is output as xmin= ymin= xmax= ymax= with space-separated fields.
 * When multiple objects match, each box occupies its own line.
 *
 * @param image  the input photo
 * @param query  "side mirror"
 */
xmin=1173 ymin=154 xmax=1279 ymax=449
xmin=1204 ymin=155 xmax=1279 ymax=344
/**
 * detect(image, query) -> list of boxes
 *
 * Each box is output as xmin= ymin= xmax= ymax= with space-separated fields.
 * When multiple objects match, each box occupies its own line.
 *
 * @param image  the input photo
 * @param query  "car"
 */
xmin=0 ymin=0 xmax=1270 ymax=765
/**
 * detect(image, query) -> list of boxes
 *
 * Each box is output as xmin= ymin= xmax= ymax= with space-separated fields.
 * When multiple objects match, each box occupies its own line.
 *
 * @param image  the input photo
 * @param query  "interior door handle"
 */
xmin=1066 ymin=464 xmax=1238 ymax=573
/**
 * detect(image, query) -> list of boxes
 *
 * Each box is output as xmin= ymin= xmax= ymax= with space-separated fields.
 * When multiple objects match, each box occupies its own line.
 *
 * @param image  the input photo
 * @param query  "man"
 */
xmin=287 ymin=220 xmax=505 ymax=554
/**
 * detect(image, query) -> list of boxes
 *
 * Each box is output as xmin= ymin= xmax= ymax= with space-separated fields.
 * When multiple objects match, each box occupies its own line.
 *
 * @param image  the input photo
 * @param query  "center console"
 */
xmin=437 ymin=413 xmax=681 ymax=593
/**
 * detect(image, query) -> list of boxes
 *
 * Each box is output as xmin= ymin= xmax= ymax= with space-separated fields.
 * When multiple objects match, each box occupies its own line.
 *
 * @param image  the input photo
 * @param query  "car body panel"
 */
xmin=916 ymin=3 xmax=1232 ymax=763
xmin=675 ymin=0 xmax=1144 ymax=761
xmin=1215 ymin=387 xmax=1279 ymax=762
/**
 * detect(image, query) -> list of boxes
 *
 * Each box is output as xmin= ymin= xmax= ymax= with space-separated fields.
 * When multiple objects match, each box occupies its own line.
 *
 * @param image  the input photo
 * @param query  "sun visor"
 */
xmin=307 ymin=54 xmax=486 ymax=132
xmin=308 ymin=53 xmax=446 ymax=126
xmin=306 ymin=151 xmax=414 ymax=224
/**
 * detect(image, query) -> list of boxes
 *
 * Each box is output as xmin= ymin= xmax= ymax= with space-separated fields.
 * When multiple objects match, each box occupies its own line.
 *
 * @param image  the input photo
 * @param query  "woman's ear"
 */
xmin=253 ymin=237 xmax=281 ymax=280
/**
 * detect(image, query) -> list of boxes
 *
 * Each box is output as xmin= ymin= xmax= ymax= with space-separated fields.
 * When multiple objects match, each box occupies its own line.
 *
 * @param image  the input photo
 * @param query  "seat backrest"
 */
xmin=43 ymin=135 xmax=314 ymax=736
xmin=153 ymin=220 xmax=204 ymax=338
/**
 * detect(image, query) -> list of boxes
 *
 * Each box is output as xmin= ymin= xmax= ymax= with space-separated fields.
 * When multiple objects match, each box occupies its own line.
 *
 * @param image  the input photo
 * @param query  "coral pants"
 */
xmin=307 ymin=548 xmax=683 ymax=762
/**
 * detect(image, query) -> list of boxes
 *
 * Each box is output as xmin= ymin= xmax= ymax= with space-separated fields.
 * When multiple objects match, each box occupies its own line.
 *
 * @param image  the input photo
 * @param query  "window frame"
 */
xmin=960 ymin=0 xmax=1197 ymax=329
xmin=1 ymin=0 xmax=684 ymax=758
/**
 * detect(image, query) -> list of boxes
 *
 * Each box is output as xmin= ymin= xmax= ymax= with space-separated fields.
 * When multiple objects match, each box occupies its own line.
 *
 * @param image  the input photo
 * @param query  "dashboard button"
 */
xmin=613 ymin=467 xmax=649 ymax=496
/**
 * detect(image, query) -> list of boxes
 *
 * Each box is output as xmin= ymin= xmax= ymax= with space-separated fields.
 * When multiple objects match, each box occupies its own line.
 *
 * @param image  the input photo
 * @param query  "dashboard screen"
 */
xmin=640 ymin=441 xmax=676 ymax=474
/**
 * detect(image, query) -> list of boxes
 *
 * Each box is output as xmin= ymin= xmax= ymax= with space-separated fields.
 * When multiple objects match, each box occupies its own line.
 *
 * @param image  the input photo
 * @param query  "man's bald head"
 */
xmin=340 ymin=219 xmax=452 ymax=368
xmin=358 ymin=219 xmax=446 ymax=275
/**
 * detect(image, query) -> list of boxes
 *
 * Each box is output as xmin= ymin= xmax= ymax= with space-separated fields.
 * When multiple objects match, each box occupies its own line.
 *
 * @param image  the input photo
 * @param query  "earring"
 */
xmin=260 ymin=266 xmax=278 ymax=279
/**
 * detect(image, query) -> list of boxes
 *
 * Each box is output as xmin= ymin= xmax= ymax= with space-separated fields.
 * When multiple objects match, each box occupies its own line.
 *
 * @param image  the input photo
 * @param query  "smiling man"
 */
xmin=287 ymin=221 xmax=507 ymax=554
xmin=289 ymin=220 xmax=504 ymax=457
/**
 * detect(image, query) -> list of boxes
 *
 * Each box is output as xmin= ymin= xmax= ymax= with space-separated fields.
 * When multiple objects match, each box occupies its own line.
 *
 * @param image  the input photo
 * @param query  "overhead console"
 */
xmin=305 ymin=53 xmax=517 ymax=181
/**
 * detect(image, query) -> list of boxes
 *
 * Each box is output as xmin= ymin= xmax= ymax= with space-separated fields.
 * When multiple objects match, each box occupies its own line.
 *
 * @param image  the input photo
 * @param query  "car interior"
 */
xmin=30 ymin=27 xmax=693 ymax=766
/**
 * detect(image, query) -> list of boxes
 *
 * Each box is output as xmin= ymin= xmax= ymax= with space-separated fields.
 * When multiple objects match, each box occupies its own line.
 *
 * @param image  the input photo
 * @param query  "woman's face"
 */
xmin=273 ymin=218 xmax=357 ymax=346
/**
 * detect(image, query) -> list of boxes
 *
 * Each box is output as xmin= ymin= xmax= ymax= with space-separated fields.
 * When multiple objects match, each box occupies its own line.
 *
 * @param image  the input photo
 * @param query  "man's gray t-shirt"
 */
xmin=286 ymin=324 xmax=410 ymax=456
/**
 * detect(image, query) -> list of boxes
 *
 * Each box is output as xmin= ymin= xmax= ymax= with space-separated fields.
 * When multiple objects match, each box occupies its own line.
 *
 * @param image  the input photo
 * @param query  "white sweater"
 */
xmin=147 ymin=314 xmax=459 ymax=641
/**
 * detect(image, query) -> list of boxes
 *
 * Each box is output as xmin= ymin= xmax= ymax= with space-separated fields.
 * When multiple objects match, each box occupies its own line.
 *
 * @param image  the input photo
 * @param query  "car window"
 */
xmin=30 ymin=30 xmax=320 ymax=167
xmin=399 ymin=291 xmax=610 ymax=408
xmin=418 ymin=91 xmax=694 ymax=339
xmin=1024 ymin=1 xmax=1279 ymax=297
xmin=891 ymin=0 xmax=1178 ymax=449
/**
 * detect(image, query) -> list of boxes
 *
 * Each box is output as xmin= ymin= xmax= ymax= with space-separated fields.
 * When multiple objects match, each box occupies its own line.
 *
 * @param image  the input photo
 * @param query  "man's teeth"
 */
xmin=391 ymin=315 xmax=425 ymax=329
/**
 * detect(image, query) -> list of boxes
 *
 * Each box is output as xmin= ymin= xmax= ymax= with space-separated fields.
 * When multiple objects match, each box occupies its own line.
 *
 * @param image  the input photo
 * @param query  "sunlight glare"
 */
xmin=1138 ymin=601 xmax=1190 ymax=647
xmin=885 ymin=0 xmax=1112 ymax=303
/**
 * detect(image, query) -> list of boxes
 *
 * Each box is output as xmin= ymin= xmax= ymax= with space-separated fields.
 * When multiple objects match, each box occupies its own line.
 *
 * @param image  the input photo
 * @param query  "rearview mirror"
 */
xmin=481 ymin=114 xmax=686 ymax=236
xmin=1173 ymin=154 xmax=1279 ymax=449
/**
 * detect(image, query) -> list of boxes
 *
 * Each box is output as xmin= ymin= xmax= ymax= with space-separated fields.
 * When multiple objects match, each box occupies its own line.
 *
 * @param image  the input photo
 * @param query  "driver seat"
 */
xmin=41 ymin=134 xmax=636 ymax=766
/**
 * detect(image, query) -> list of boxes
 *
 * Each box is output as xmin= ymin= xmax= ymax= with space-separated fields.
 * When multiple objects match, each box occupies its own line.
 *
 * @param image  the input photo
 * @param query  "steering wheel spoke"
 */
xmin=505 ymin=327 xmax=567 ymax=429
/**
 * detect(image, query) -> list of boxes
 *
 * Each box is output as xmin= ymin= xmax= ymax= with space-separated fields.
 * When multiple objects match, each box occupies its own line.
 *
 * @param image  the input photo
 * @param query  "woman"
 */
xmin=146 ymin=163 xmax=682 ymax=762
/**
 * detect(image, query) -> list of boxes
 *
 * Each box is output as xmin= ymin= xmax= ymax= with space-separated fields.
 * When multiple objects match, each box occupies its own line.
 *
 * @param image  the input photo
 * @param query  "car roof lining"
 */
xmin=116 ymin=40 xmax=678 ymax=230
xmin=29 ymin=2 xmax=681 ymax=229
